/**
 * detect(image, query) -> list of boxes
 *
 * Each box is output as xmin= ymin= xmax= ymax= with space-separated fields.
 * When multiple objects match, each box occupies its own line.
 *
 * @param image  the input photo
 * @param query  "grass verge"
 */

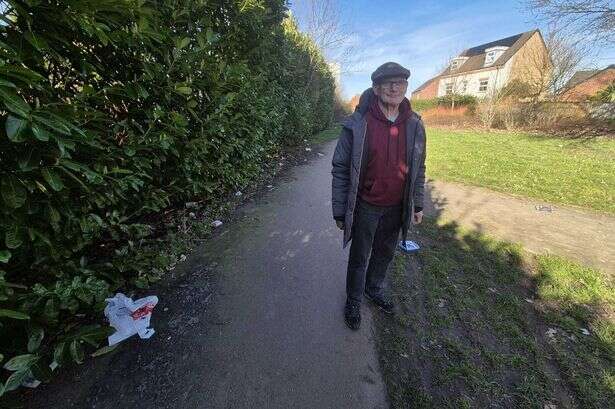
xmin=311 ymin=126 xmax=342 ymax=144
xmin=374 ymin=217 xmax=614 ymax=408
xmin=426 ymin=128 xmax=615 ymax=214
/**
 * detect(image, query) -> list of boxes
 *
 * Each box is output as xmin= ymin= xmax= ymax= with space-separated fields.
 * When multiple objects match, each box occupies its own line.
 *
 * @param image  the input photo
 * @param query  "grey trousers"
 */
xmin=346 ymin=199 xmax=402 ymax=304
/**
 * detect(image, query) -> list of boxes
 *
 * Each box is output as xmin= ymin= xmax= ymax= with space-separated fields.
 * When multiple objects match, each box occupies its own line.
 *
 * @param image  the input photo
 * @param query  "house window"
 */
xmin=451 ymin=60 xmax=459 ymax=70
xmin=485 ymin=51 xmax=496 ymax=65
xmin=460 ymin=80 xmax=468 ymax=94
xmin=445 ymin=83 xmax=453 ymax=95
xmin=478 ymin=79 xmax=488 ymax=92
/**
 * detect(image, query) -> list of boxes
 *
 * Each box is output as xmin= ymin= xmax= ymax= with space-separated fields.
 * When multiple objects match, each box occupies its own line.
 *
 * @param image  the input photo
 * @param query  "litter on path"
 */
xmin=398 ymin=240 xmax=420 ymax=253
xmin=104 ymin=293 xmax=159 ymax=346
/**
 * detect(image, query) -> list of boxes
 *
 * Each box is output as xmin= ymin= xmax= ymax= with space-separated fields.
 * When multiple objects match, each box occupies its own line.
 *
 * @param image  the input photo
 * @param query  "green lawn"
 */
xmin=375 ymin=218 xmax=614 ymax=408
xmin=311 ymin=126 xmax=342 ymax=144
xmin=426 ymin=129 xmax=615 ymax=214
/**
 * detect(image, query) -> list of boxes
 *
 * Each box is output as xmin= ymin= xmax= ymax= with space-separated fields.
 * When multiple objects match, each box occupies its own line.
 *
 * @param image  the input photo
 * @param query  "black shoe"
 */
xmin=344 ymin=301 xmax=361 ymax=330
xmin=364 ymin=290 xmax=394 ymax=314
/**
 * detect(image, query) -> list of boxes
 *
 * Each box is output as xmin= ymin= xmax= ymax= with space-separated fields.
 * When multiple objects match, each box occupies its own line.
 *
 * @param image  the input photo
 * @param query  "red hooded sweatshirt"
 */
xmin=359 ymin=97 xmax=412 ymax=206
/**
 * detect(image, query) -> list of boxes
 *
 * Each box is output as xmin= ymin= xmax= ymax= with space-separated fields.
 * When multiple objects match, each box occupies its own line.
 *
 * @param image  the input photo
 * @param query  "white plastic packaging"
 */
xmin=104 ymin=293 xmax=158 ymax=346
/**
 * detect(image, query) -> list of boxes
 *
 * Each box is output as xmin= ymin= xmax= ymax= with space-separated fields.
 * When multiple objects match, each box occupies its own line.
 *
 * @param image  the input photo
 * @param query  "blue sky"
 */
xmin=291 ymin=0 xmax=615 ymax=99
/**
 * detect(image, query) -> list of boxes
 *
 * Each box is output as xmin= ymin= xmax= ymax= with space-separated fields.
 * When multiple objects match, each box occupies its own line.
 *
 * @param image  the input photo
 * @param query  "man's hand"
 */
xmin=412 ymin=211 xmax=424 ymax=225
xmin=335 ymin=220 xmax=345 ymax=230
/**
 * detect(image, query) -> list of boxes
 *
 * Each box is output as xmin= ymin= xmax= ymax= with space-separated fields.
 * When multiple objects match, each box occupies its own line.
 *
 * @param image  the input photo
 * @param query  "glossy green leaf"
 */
xmin=27 ymin=327 xmax=44 ymax=352
xmin=0 ymin=309 xmax=30 ymax=320
xmin=0 ymin=65 xmax=45 ymax=83
xmin=175 ymin=86 xmax=192 ymax=95
xmin=177 ymin=37 xmax=190 ymax=49
xmin=5 ymin=115 xmax=28 ymax=142
xmin=41 ymin=168 xmax=64 ymax=191
xmin=1 ymin=176 xmax=27 ymax=208
xmin=69 ymin=340 xmax=84 ymax=364
xmin=3 ymin=368 xmax=31 ymax=393
xmin=53 ymin=342 xmax=66 ymax=366
xmin=3 ymin=354 xmax=36 ymax=371
xmin=0 ymin=88 xmax=30 ymax=117
xmin=0 ymin=250 xmax=10 ymax=264
xmin=24 ymin=32 xmax=49 ymax=51
xmin=31 ymin=113 xmax=71 ymax=135
xmin=32 ymin=125 xmax=51 ymax=141
xmin=5 ymin=224 xmax=23 ymax=249
xmin=0 ymin=79 xmax=16 ymax=88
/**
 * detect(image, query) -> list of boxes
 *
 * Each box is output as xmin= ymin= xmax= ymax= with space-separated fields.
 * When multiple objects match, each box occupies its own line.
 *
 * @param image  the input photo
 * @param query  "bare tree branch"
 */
xmin=524 ymin=0 xmax=615 ymax=46
xmin=292 ymin=0 xmax=357 ymax=74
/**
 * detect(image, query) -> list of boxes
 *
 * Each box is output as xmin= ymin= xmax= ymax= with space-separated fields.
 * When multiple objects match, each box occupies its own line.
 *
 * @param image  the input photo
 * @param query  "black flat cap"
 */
xmin=371 ymin=62 xmax=410 ymax=84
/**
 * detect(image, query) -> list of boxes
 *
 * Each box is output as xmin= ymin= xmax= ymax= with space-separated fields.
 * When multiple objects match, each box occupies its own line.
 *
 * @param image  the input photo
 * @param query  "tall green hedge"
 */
xmin=0 ymin=0 xmax=335 ymax=395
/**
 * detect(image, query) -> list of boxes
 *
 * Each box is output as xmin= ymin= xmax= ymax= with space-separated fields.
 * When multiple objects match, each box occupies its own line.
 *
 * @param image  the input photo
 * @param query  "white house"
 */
xmin=412 ymin=30 xmax=550 ymax=100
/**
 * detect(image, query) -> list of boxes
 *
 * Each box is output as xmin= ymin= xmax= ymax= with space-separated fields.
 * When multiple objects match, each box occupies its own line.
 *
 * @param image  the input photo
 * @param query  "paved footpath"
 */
xmin=426 ymin=180 xmax=615 ymax=274
xmin=26 ymin=140 xmax=388 ymax=409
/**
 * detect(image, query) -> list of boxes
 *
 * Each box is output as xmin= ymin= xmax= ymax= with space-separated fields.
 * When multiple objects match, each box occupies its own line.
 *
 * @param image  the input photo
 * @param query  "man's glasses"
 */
xmin=380 ymin=79 xmax=408 ymax=89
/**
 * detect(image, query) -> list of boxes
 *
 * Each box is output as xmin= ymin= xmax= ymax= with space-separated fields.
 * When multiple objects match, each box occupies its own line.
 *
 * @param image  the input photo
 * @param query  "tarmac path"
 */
xmin=26 ymin=140 xmax=388 ymax=409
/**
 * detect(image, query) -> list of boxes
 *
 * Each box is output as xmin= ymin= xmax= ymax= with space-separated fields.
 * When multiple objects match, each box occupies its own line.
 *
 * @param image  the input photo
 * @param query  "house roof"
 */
xmin=565 ymin=64 xmax=615 ymax=89
xmin=413 ymin=77 xmax=438 ymax=93
xmin=438 ymin=29 xmax=539 ymax=77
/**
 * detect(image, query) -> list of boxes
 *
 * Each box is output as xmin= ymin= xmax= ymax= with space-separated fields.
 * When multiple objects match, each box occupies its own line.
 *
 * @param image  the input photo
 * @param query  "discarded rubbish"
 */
xmin=211 ymin=220 xmax=223 ymax=228
xmin=235 ymin=191 xmax=242 ymax=197
xmin=179 ymin=254 xmax=186 ymax=262
xmin=545 ymin=327 xmax=557 ymax=338
xmin=398 ymin=240 xmax=420 ymax=253
xmin=580 ymin=328 xmax=590 ymax=335
xmin=22 ymin=377 xmax=41 ymax=389
xmin=21 ymin=362 xmax=59 ymax=389
xmin=317 ymin=152 xmax=324 ymax=157
xmin=104 ymin=293 xmax=158 ymax=346
xmin=185 ymin=202 xmax=199 ymax=209
xmin=189 ymin=212 xmax=196 ymax=218
xmin=535 ymin=205 xmax=553 ymax=212
xmin=305 ymin=147 xmax=312 ymax=151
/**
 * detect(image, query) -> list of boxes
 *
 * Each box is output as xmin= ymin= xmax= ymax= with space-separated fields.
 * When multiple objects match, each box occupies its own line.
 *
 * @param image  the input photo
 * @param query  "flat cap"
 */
xmin=371 ymin=62 xmax=410 ymax=84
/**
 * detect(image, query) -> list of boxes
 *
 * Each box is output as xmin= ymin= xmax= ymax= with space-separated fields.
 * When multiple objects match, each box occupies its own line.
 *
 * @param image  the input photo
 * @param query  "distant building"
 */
xmin=411 ymin=77 xmax=439 ymax=100
xmin=560 ymin=65 xmax=615 ymax=101
xmin=411 ymin=29 xmax=551 ymax=100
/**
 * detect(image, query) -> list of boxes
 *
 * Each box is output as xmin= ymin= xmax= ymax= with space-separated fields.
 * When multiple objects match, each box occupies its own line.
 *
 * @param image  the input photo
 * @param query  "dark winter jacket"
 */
xmin=331 ymin=88 xmax=426 ymax=248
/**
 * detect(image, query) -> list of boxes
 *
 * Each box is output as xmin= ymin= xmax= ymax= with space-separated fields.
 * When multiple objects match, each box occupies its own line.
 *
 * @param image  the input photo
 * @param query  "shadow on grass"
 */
xmin=374 ymin=188 xmax=614 ymax=408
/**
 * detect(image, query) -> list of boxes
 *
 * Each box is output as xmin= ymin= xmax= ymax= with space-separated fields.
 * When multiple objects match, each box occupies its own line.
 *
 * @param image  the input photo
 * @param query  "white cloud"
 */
xmin=339 ymin=7 xmax=515 ymax=98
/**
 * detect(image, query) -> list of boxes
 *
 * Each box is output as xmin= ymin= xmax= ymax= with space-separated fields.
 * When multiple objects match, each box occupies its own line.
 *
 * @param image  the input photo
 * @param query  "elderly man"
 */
xmin=331 ymin=62 xmax=426 ymax=330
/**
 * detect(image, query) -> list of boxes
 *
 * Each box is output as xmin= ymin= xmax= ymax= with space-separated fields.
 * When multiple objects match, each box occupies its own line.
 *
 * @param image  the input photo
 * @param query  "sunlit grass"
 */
xmin=426 ymin=129 xmax=615 ymax=213
xmin=375 ymin=218 xmax=614 ymax=408
xmin=310 ymin=126 xmax=341 ymax=144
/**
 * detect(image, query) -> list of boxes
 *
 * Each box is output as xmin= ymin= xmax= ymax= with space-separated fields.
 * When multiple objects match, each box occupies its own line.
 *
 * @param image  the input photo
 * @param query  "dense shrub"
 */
xmin=436 ymin=94 xmax=477 ymax=109
xmin=591 ymin=82 xmax=615 ymax=103
xmin=410 ymin=98 xmax=438 ymax=113
xmin=0 ymin=0 xmax=335 ymax=395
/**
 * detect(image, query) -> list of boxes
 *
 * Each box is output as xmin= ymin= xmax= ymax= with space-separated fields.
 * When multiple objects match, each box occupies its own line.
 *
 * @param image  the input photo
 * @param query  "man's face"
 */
xmin=373 ymin=76 xmax=408 ymax=106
